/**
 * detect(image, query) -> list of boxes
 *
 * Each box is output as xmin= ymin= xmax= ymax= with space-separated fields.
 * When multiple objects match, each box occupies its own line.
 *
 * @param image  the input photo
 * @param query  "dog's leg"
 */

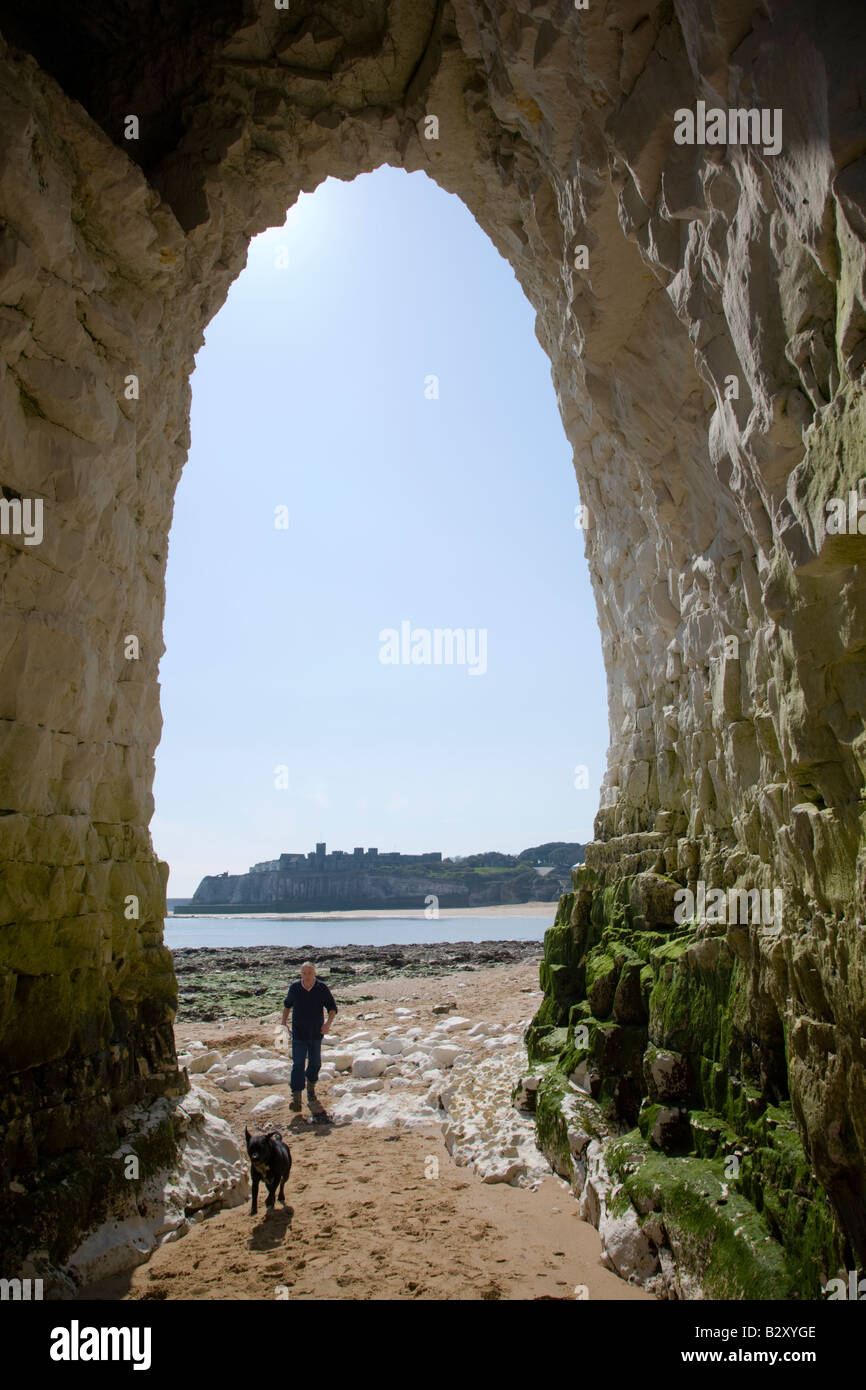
xmin=278 ymin=1178 xmax=286 ymax=1204
xmin=266 ymin=1180 xmax=277 ymax=1209
xmin=250 ymin=1166 xmax=260 ymax=1216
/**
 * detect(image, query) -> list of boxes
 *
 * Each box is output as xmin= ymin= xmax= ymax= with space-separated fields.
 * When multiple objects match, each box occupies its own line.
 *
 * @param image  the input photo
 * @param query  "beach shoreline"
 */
xmin=168 ymin=899 xmax=559 ymax=922
xmin=172 ymin=938 xmax=546 ymax=1021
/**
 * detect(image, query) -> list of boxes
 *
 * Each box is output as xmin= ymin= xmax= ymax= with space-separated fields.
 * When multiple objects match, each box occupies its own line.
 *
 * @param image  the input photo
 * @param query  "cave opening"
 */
xmin=153 ymin=162 xmax=608 ymax=916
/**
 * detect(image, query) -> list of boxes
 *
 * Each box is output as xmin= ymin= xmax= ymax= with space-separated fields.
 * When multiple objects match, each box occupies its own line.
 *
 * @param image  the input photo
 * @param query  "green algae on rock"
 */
xmin=524 ymin=873 xmax=845 ymax=1298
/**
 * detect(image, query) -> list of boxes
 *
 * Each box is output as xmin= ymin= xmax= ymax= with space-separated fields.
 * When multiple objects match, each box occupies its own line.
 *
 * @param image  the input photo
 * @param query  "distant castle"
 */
xmin=179 ymin=840 xmax=584 ymax=915
xmin=248 ymin=842 xmax=443 ymax=874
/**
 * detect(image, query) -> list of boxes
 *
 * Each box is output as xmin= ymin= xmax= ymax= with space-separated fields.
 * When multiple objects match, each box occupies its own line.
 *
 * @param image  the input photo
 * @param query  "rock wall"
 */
xmin=527 ymin=874 xmax=845 ymax=1297
xmin=0 ymin=0 xmax=864 ymax=1286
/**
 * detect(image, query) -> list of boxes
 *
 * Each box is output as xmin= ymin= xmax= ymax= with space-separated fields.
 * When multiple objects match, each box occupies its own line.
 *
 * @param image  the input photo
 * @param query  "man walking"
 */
xmin=281 ymin=960 xmax=337 ymax=1115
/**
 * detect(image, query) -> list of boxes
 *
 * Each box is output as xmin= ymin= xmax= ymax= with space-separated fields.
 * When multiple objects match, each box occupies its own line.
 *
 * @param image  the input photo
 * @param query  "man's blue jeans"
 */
xmin=291 ymin=1036 xmax=322 ymax=1092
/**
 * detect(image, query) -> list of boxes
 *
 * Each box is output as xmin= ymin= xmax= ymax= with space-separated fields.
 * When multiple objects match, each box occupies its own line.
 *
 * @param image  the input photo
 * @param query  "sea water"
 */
xmin=163 ymin=914 xmax=550 ymax=950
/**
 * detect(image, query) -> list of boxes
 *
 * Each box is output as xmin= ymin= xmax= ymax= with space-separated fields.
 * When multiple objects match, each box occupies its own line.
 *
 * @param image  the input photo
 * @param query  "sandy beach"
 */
xmin=82 ymin=957 xmax=652 ymax=1303
xmin=168 ymin=901 xmax=559 ymax=922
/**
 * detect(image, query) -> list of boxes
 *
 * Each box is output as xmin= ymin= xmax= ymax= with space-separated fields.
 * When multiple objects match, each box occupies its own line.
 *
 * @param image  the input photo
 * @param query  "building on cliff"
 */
xmin=179 ymin=842 xmax=567 ymax=913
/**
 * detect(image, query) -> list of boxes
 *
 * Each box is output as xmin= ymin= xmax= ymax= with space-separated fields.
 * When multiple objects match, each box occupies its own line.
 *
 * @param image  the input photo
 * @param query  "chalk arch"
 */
xmin=1 ymin=1 xmax=865 ymax=1286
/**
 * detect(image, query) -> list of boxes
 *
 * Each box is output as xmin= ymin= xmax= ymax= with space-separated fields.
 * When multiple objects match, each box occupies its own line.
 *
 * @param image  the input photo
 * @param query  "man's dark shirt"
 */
xmin=283 ymin=979 xmax=337 ymax=1040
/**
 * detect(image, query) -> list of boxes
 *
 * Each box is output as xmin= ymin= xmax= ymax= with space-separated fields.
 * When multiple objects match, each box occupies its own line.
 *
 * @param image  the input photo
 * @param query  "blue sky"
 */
xmin=152 ymin=166 xmax=608 ymax=895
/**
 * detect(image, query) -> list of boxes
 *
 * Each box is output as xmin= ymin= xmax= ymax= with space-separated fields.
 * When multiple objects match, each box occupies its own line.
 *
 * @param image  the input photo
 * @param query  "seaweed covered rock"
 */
xmin=526 ymin=876 xmax=846 ymax=1298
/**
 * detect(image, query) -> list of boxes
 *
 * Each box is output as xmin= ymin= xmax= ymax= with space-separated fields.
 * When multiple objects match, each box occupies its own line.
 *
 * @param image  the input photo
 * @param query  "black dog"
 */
xmin=244 ymin=1127 xmax=292 ymax=1216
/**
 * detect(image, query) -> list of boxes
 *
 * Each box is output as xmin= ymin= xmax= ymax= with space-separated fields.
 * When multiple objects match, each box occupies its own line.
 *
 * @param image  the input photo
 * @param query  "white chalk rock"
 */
xmin=402 ymin=1050 xmax=431 ymax=1068
xmin=466 ymin=1023 xmax=488 ymax=1038
xmin=350 ymin=1078 xmax=385 ymax=1094
xmin=343 ymin=1031 xmax=373 ymax=1044
xmin=394 ymin=1008 xmax=413 ymax=1017
xmin=598 ymin=1206 xmax=659 ymax=1282
xmin=235 ymin=1059 xmax=293 ymax=1087
xmin=327 ymin=1052 xmax=354 ymax=1072
xmin=380 ymin=1036 xmax=406 ymax=1056
xmin=430 ymin=1044 xmax=464 ymax=1068
xmin=321 ymin=1034 xmax=340 ymax=1047
xmin=482 ymin=1158 xmax=527 ymax=1185
xmin=249 ymin=1095 xmax=285 ymax=1118
xmin=436 ymin=1017 xmax=473 ymax=1033
xmin=217 ymin=1074 xmax=242 ymax=1092
xmin=404 ymin=1027 xmax=424 ymax=1039
xmin=223 ymin=1047 xmax=268 ymax=1068
xmin=439 ymin=1079 xmax=461 ymax=1111
xmin=195 ymin=1086 xmax=221 ymax=1116
xmin=188 ymin=1050 xmax=223 ymax=1074
xmin=351 ymin=1052 xmax=388 ymax=1079
xmin=206 ymin=1063 xmax=227 ymax=1076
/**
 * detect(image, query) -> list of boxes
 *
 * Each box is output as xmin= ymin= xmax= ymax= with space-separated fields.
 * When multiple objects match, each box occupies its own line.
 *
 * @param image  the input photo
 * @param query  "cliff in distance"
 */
xmin=181 ymin=842 xmax=587 ymax=914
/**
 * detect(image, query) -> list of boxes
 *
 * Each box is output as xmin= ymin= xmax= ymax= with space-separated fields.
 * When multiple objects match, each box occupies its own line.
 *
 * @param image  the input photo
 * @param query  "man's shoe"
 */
xmin=290 ymin=1091 xmax=303 ymax=1112
xmin=307 ymin=1085 xmax=324 ymax=1115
